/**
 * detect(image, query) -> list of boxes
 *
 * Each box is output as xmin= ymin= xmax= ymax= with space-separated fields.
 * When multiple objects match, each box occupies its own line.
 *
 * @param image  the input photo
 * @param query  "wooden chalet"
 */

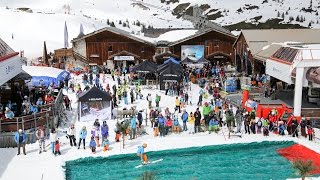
xmin=71 ymin=25 xmax=236 ymax=68
xmin=233 ymin=29 xmax=320 ymax=75
xmin=71 ymin=26 xmax=155 ymax=69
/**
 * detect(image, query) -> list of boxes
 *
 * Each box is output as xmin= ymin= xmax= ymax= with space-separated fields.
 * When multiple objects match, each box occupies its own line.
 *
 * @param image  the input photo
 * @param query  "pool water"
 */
xmin=65 ymin=141 xmax=299 ymax=180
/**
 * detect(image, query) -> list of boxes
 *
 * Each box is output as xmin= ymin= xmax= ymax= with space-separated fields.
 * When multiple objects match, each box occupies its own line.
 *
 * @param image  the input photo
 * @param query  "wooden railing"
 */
xmin=0 ymin=89 xmax=65 ymax=148
xmin=73 ymin=51 xmax=89 ymax=65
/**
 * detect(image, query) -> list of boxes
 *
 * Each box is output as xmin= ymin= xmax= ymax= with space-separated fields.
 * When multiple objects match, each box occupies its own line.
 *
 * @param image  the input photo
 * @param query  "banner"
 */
xmin=181 ymin=45 xmax=204 ymax=62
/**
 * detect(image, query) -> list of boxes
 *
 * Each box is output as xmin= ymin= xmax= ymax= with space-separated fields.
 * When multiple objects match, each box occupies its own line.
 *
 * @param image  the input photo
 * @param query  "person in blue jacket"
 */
xmin=279 ymin=122 xmax=285 ymax=136
xmin=181 ymin=109 xmax=189 ymax=131
xmin=130 ymin=116 xmax=137 ymax=140
xmin=14 ymin=129 xmax=27 ymax=155
xmin=158 ymin=113 xmax=166 ymax=137
xmin=36 ymin=97 xmax=44 ymax=106
xmin=78 ymin=126 xmax=87 ymax=149
xmin=89 ymin=136 xmax=96 ymax=153
xmin=101 ymin=121 xmax=109 ymax=140
xmin=137 ymin=143 xmax=149 ymax=164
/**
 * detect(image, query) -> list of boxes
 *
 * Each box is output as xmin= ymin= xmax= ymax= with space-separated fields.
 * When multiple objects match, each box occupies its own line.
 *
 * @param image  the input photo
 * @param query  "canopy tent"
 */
xmin=157 ymin=61 xmax=183 ymax=74
xmin=22 ymin=66 xmax=70 ymax=87
xmin=181 ymin=57 xmax=194 ymax=64
xmin=134 ymin=60 xmax=158 ymax=73
xmin=164 ymin=57 xmax=180 ymax=64
xmin=197 ymin=56 xmax=210 ymax=64
xmin=157 ymin=62 xmax=183 ymax=90
xmin=77 ymin=86 xmax=112 ymax=122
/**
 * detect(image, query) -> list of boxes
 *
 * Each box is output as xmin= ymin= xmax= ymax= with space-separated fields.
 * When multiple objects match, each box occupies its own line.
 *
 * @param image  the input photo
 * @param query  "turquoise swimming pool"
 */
xmin=65 ymin=141 xmax=299 ymax=180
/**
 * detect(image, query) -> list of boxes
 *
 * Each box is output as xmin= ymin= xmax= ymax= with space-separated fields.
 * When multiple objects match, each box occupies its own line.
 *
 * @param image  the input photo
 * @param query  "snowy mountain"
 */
xmin=0 ymin=0 xmax=320 ymax=59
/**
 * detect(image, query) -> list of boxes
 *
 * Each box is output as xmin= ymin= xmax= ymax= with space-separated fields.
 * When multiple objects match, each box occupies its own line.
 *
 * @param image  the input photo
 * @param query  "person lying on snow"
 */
xmin=137 ymin=143 xmax=149 ymax=164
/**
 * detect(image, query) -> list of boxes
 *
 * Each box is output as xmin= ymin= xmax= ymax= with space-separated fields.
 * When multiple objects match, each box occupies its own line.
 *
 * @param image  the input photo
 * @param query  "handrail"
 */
xmin=73 ymin=51 xmax=89 ymax=64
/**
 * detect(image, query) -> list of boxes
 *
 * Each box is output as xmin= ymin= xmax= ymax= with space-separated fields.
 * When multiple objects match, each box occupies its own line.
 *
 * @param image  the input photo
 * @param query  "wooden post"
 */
xmin=22 ymin=117 xmax=25 ymax=131
xmin=16 ymin=117 xmax=19 ymax=131
xmin=34 ymin=113 xmax=37 ymax=129
xmin=45 ymin=113 xmax=49 ymax=129
xmin=0 ymin=118 xmax=2 ymax=133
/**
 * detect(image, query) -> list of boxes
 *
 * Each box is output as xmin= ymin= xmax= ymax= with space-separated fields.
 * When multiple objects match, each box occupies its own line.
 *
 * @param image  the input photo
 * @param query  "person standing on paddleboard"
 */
xmin=137 ymin=143 xmax=149 ymax=164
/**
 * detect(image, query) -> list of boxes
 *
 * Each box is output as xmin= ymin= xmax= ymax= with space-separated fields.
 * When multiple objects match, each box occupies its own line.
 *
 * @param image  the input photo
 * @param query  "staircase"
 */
xmin=73 ymin=51 xmax=89 ymax=65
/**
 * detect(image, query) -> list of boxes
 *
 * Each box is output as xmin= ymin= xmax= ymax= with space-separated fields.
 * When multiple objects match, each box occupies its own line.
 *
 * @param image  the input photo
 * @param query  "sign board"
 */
xmin=114 ymin=56 xmax=134 ymax=61
xmin=0 ymin=55 xmax=22 ymax=86
xmin=266 ymin=59 xmax=294 ymax=84
xmin=181 ymin=45 xmax=204 ymax=62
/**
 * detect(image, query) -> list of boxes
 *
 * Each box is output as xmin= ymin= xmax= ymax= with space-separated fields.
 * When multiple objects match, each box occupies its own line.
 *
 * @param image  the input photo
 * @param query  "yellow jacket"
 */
xmin=175 ymin=99 xmax=180 ymax=106
xmin=188 ymin=115 xmax=195 ymax=124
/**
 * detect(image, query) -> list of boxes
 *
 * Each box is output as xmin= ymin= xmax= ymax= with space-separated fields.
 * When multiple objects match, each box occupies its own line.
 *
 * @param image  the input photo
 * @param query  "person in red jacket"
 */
xmin=165 ymin=116 xmax=173 ymax=135
xmin=308 ymin=126 xmax=314 ymax=141
xmin=54 ymin=139 xmax=61 ymax=156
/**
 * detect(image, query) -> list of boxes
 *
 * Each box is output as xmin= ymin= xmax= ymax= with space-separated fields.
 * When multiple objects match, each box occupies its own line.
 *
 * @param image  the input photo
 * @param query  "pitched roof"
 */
xmin=71 ymin=26 xmax=156 ymax=47
xmin=254 ymin=44 xmax=283 ymax=62
xmin=239 ymin=29 xmax=320 ymax=55
xmin=78 ymin=86 xmax=112 ymax=102
xmin=169 ymin=27 xmax=235 ymax=46
xmin=0 ymin=37 xmax=16 ymax=61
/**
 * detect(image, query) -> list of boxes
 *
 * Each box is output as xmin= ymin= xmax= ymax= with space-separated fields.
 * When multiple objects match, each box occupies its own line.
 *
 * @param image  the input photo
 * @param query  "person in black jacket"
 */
xmin=291 ymin=118 xmax=299 ymax=137
xmin=194 ymin=108 xmax=202 ymax=133
xmin=244 ymin=113 xmax=250 ymax=134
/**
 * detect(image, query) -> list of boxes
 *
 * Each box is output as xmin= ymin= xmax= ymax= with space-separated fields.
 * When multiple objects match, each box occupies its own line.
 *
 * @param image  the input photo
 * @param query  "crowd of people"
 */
xmin=12 ymin=63 xmax=317 ymax=159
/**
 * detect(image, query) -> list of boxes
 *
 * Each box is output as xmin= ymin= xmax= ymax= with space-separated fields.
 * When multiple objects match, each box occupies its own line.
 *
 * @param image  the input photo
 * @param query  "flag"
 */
xmin=64 ymin=21 xmax=69 ymax=48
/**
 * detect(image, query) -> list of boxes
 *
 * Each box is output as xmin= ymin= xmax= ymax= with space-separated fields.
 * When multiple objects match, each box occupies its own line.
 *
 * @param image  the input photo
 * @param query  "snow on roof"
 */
xmin=22 ymin=65 xmax=66 ymax=78
xmin=156 ymin=29 xmax=198 ymax=42
xmin=0 ymin=37 xmax=15 ymax=59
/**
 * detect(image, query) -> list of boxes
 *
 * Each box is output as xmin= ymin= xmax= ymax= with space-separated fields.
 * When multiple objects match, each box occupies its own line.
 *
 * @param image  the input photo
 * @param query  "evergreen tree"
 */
xmin=281 ymin=12 xmax=285 ymax=19
xmin=316 ymin=11 xmax=318 ymax=16
xmin=110 ymin=21 xmax=115 ymax=27
xmin=296 ymin=15 xmax=300 ymax=22
xmin=107 ymin=19 xmax=110 ymax=25
xmin=289 ymin=16 xmax=294 ymax=22
xmin=123 ymin=22 xmax=127 ymax=27
xmin=277 ymin=11 xmax=280 ymax=17
xmin=119 ymin=20 xmax=122 ymax=24
xmin=285 ymin=11 xmax=288 ymax=15
xmin=303 ymin=16 xmax=306 ymax=22
xmin=308 ymin=21 xmax=312 ymax=27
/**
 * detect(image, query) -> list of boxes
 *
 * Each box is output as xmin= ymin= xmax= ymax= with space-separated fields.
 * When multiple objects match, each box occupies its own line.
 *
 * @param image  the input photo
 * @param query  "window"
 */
xmin=205 ymin=46 xmax=210 ymax=56
xmin=108 ymin=45 xmax=113 ymax=52
xmin=141 ymin=46 xmax=145 ymax=53
xmin=156 ymin=47 xmax=169 ymax=54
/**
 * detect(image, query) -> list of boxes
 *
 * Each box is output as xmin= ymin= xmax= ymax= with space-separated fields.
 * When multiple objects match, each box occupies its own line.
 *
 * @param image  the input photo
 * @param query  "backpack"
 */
xmin=257 ymin=120 xmax=262 ymax=127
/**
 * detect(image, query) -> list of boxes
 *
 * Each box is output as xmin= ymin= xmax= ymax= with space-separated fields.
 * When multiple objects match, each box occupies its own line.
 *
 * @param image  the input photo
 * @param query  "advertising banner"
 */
xmin=266 ymin=59 xmax=293 ymax=84
xmin=181 ymin=45 xmax=204 ymax=62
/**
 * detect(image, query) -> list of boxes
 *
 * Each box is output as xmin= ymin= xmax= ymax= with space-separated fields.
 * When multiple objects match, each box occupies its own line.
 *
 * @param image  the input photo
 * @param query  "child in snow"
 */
xmin=208 ymin=118 xmax=219 ymax=134
xmin=91 ymin=126 xmax=100 ymax=147
xmin=137 ymin=143 xmax=149 ymax=164
xmin=153 ymin=118 xmax=159 ymax=137
xmin=263 ymin=119 xmax=269 ymax=136
xmin=308 ymin=126 xmax=314 ymax=141
xmin=115 ymin=131 xmax=121 ymax=142
xmin=256 ymin=118 xmax=263 ymax=134
xmin=54 ymin=139 xmax=61 ymax=156
xmin=89 ymin=136 xmax=97 ymax=154
xmin=172 ymin=116 xmax=180 ymax=133
xmin=102 ymin=137 xmax=110 ymax=152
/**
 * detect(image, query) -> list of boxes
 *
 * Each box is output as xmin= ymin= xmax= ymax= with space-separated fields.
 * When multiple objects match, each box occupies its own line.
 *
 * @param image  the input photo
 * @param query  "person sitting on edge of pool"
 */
xmin=137 ymin=143 xmax=149 ymax=164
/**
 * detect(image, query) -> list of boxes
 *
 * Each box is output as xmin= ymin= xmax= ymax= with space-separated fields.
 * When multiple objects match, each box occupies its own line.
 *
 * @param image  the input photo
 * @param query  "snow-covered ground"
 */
xmin=0 ymin=74 xmax=319 ymax=180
